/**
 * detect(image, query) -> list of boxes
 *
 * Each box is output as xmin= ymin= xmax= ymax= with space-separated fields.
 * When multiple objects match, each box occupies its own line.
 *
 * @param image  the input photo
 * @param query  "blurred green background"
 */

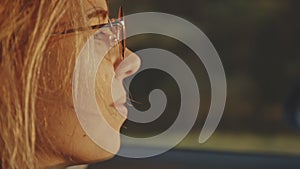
xmin=108 ymin=0 xmax=300 ymax=155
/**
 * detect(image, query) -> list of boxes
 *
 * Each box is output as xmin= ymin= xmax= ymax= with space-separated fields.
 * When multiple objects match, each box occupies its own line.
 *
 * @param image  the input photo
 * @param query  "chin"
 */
xmin=74 ymin=141 xmax=120 ymax=165
xmin=66 ymin=123 xmax=122 ymax=165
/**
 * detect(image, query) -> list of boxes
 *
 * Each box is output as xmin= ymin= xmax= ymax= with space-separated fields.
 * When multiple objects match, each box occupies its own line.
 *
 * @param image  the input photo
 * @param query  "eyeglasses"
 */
xmin=51 ymin=6 xmax=126 ymax=60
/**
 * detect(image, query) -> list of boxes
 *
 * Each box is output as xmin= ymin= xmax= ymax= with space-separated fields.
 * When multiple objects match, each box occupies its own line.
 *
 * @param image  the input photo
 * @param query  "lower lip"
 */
xmin=115 ymin=104 xmax=128 ymax=117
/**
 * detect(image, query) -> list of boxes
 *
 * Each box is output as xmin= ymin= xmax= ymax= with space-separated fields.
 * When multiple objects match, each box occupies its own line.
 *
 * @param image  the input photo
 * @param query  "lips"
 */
xmin=110 ymin=97 xmax=128 ymax=117
xmin=110 ymin=101 xmax=125 ymax=107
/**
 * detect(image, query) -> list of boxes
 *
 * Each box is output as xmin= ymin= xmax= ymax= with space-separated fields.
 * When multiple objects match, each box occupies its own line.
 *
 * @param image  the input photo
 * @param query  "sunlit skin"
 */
xmin=35 ymin=0 xmax=140 ymax=168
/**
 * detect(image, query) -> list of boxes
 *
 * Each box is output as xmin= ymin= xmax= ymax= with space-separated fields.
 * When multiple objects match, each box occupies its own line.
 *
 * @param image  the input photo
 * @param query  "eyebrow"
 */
xmin=87 ymin=8 xmax=108 ymax=19
xmin=51 ymin=7 xmax=109 ymax=36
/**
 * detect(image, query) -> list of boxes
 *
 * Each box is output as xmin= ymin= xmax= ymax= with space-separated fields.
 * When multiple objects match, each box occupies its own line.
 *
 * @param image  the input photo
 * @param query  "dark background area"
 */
xmin=106 ymin=0 xmax=300 ymax=155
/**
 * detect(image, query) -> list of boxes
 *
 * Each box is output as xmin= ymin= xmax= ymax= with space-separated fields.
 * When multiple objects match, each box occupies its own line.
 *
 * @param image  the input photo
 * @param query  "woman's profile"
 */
xmin=0 ymin=0 xmax=140 ymax=168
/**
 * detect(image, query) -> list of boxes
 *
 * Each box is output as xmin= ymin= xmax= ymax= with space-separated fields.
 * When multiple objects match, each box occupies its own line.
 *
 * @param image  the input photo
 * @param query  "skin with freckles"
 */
xmin=0 ymin=0 xmax=141 ymax=168
xmin=34 ymin=0 xmax=141 ymax=168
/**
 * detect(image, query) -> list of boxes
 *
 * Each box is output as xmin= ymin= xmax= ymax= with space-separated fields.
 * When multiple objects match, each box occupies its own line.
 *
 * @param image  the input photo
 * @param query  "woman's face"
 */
xmin=37 ymin=0 xmax=140 ymax=166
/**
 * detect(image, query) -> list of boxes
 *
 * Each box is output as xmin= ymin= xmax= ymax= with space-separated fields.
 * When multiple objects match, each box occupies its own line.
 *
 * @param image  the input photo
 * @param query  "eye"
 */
xmin=94 ymin=27 xmax=118 ymax=47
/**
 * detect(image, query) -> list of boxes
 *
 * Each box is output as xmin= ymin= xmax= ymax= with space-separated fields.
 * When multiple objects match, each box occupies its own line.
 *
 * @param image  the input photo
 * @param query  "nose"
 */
xmin=114 ymin=48 xmax=141 ymax=80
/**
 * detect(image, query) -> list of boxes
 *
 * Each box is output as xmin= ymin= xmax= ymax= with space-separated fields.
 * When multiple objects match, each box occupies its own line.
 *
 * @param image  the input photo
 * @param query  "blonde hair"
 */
xmin=0 ymin=0 xmax=100 ymax=168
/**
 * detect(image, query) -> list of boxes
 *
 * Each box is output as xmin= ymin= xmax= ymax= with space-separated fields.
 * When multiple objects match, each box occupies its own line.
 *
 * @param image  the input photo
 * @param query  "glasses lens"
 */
xmin=93 ymin=22 xmax=123 ymax=58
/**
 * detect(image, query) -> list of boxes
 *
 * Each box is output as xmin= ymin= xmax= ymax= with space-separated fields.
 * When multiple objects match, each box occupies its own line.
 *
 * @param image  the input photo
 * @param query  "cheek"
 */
xmin=95 ymin=59 xmax=114 ymax=102
xmin=95 ymin=59 xmax=125 ymax=130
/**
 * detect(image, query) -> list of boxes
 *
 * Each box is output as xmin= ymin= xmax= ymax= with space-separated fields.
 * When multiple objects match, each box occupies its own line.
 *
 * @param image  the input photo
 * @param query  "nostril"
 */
xmin=115 ymin=70 xmax=134 ymax=80
xmin=125 ymin=70 xmax=133 ymax=75
xmin=114 ymin=51 xmax=141 ymax=79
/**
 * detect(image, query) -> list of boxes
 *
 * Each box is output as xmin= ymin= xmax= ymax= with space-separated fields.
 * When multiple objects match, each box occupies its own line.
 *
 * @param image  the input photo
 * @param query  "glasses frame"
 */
xmin=51 ymin=6 xmax=126 ymax=60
